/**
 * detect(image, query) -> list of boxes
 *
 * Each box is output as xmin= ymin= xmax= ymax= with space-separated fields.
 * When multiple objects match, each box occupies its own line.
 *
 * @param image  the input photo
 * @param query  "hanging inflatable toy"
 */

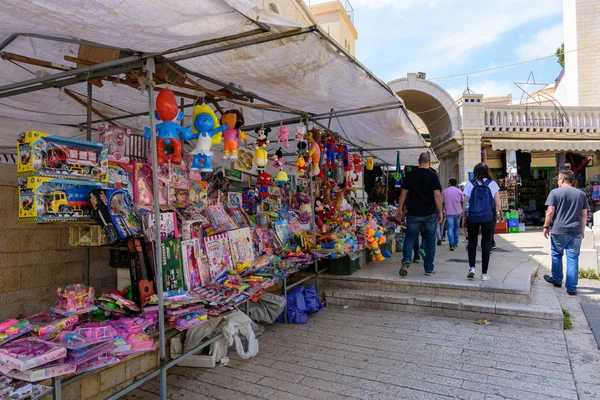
xmin=221 ymin=109 xmax=246 ymax=161
xmin=144 ymin=88 xmax=193 ymax=164
xmin=306 ymin=128 xmax=322 ymax=177
xmin=190 ymin=104 xmax=227 ymax=172
xmin=254 ymin=127 xmax=270 ymax=172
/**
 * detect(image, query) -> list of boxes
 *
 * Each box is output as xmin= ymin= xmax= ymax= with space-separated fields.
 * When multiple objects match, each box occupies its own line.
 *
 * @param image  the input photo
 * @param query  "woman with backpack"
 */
xmin=462 ymin=163 xmax=503 ymax=281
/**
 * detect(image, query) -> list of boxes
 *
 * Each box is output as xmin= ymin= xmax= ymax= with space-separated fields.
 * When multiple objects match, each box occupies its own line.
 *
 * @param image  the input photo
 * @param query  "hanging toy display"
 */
xmin=350 ymin=153 xmax=364 ymax=182
xmin=296 ymin=155 xmax=307 ymax=174
xmin=277 ymin=125 xmax=290 ymax=148
xmin=296 ymin=125 xmax=308 ymax=174
xmin=306 ymin=128 xmax=322 ymax=177
xmin=365 ymin=157 xmax=375 ymax=171
xmin=324 ymin=135 xmax=336 ymax=170
xmin=257 ymin=172 xmax=273 ymax=198
xmin=272 ymin=148 xmax=285 ymax=169
xmin=190 ymin=104 xmax=227 ymax=172
xmin=144 ymin=88 xmax=193 ymax=165
xmin=335 ymin=143 xmax=352 ymax=186
xmin=254 ymin=127 xmax=271 ymax=172
xmin=220 ymin=109 xmax=246 ymax=161
xmin=272 ymin=148 xmax=289 ymax=186
xmin=393 ymin=152 xmax=403 ymax=188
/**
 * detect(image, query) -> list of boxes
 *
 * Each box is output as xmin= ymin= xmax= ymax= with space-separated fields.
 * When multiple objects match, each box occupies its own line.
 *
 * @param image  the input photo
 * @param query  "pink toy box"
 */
xmin=0 ymin=360 xmax=75 ymax=382
xmin=27 ymin=313 xmax=79 ymax=341
xmin=0 ymin=319 xmax=32 ymax=346
xmin=0 ymin=338 xmax=66 ymax=372
xmin=98 ymin=125 xmax=130 ymax=164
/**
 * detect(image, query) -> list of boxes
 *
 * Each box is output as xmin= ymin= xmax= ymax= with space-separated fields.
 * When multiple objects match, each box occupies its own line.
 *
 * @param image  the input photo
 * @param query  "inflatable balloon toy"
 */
xmin=190 ymin=104 xmax=228 ymax=172
xmin=254 ymin=127 xmax=271 ymax=172
xmin=221 ymin=109 xmax=246 ymax=161
xmin=278 ymin=125 xmax=290 ymax=148
xmin=306 ymin=128 xmax=322 ymax=177
xmin=144 ymin=88 xmax=193 ymax=165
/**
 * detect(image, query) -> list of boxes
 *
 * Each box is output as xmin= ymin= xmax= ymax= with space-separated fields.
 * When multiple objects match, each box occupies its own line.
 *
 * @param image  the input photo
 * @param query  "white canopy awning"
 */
xmin=0 ymin=0 xmax=432 ymax=165
xmin=491 ymin=139 xmax=600 ymax=152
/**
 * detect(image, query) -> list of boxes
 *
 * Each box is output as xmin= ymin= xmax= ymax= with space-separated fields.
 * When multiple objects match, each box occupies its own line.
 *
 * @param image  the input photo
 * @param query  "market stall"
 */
xmin=0 ymin=1 xmax=431 ymax=399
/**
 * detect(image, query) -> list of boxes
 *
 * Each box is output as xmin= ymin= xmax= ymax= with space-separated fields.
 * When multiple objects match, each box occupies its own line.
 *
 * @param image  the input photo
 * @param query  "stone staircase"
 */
xmin=320 ymin=250 xmax=563 ymax=329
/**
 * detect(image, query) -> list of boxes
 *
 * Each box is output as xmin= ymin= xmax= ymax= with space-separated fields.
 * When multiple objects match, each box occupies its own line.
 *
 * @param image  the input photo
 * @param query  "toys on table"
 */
xmin=0 ymin=319 xmax=32 ymax=346
xmin=0 ymin=379 xmax=50 ymax=397
xmin=98 ymin=125 xmax=130 ymax=164
xmin=27 ymin=313 xmax=78 ymax=341
xmin=17 ymin=131 xmax=108 ymax=182
xmin=221 ymin=109 xmax=247 ymax=161
xmin=257 ymin=172 xmax=273 ymax=198
xmin=52 ymin=284 xmax=95 ymax=316
xmin=365 ymin=220 xmax=385 ymax=262
xmin=18 ymin=177 xmax=102 ymax=224
xmin=306 ymin=128 xmax=322 ymax=177
xmin=89 ymin=189 xmax=143 ymax=243
xmin=190 ymin=104 xmax=227 ymax=172
xmin=205 ymin=204 xmax=237 ymax=232
xmin=76 ymin=355 xmax=120 ymax=374
xmin=143 ymin=88 xmax=193 ymax=165
xmin=0 ymin=338 xmax=66 ymax=372
xmin=254 ymin=127 xmax=270 ymax=172
xmin=0 ymin=360 xmax=75 ymax=383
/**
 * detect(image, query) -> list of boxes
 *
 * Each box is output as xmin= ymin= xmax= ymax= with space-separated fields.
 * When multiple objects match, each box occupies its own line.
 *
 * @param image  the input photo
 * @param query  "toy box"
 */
xmin=227 ymin=228 xmax=255 ymax=267
xmin=161 ymin=238 xmax=186 ymax=292
xmin=181 ymin=239 xmax=210 ymax=290
xmin=0 ymin=319 xmax=32 ymax=346
xmin=27 ymin=313 xmax=79 ymax=341
xmin=143 ymin=211 xmax=179 ymax=242
xmin=126 ymin=237 xmax=156 ymax=306
xmin=182 ymin=219 xmax=205 ymax=241
xmin=0 ymin=338 xmax=66 ymax=371
xmin=0 ymin=360 xmax=75 ymax=382
xmin=18 ymin=176 xmax=102 ymax=223
xmin=17 ymin=131 xmax=108 ymax=182
xmin=203 ymin=233 xmax=232 ymax=282
xmin=98 ymin=125 xmax=130 ymax=164
xmin=107 ymin=162 xmax=133 ymax=199
xmin=89 ymin=189 xmax=143 ymax=243
xmin=52 ymin=284 xmax=95 ymax=316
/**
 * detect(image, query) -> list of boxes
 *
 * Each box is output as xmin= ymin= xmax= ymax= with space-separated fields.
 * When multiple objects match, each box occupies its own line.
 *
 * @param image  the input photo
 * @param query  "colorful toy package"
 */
xmin=143 ymin=211 xmax=179 ymax=241
xmin=98 ymin=125 xmax=130 ymax=164
xmin=202 ymin=233 xmax=232 ymax=282
xmin=182 ymin=219 xmax=205 ymax=241
xmin=107 ymin=162 xmax=134 ymax=199
xmin=18 ymin=177 xmax=102 ymax=223
xmin=89 ymin=189 xmax=143 ymax=242
xmin=0 ymin=338 xmax=66 ymax=372
xmin=17 ymin=131 xmax=108 ymax=182
xmin=0 ymin=379 xmax=50 ymax=398
xmin=161 ymin=238 xmax=186 ymax=292
xmin=181 ymin=239 xmax=209 ymax=290
xmin=227 ymin=228 xmax=255 ymax=266
xmin=226 ymin=207 xmax=251 ymax=228
xmin=27 ymin=313 xmax=78 ymax=341
xmin=0 ymin=360 xmax=75 ymax=382
xmin=205 ymin=204 xmax=236 ymax=233
xmin=52 ymin=284 xmax=95 ymax=316
xmin=76 ymin=354 xmax=120 ymax=374
xmin=0 ymin=319 xmax=32 ymax=346
xmin=127 ymin=237 xmax=156 ymax=306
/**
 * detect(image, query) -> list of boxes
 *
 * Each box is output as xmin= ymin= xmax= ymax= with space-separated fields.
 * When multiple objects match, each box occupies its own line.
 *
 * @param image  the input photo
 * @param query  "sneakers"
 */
xmin=491 ymin=245 xmax=497 ymax=250
xmin=481 ymin=274 xmax=489 ymax=281
xmin=437 ymin=240 xmax=442 ymax=246
xmin=543 ymin=274 xmax=562 ymax=288
xmin=449 ymin=246 xmax=455 ymax=251
xmin=467 ymin=267 xmax=475 ymax=279
xmin=567 ymin=291 xmax=577 ymax=296
xmin=418 ymin=249 xmax=426 ymax=260
xmin=425 ymin=271 xmax=435 ymax=276
xmin=413 ymin=258 xmax=420 ymax=264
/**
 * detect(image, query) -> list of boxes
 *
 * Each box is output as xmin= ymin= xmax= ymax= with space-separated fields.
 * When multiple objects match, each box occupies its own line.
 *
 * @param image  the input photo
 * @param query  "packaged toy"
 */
xmin=143 ymin=211 xmax=179 ymax=242
xmin=133 ymin=161 xmax=157 ymax=210
xmin=190 ymin=104 xmax=227 ymax=172
xmin=0 ymin=338 xmax=66 ymax=372
xmin=0 ymin=319 xmax=32 ymax=346
xmin=107 ymin=162 xmax=134 ymax=198
xmin=226 ymin=208 xmax=251 ymax=228
xmin=221 ymin=109 xmax=247 ymax=160
xmin=182 ymin=219 xmax=205 ymax=241
xmin=181 ymin=239 xmax=209 ymax=290
xmin=17 ymin=131 xmax=108 ymax=182
xmin=89 ymin=189 xmax=143 ymax=242
xmin=0 ymin=379 xmax=50 ymax=397
xmin=161 ymin=238 xmax=186 ymax=292
xmin=189 ymin=179 xmax=208 ymax=209
xmin=98 ymin=125 xmax=130 ymax=164
xmin=76 ymin=354 xmax=120 ymax=373
xmin=203 ymin=234 xmax=232 ymax=282
xmin=227 ymin=192 xmax=243 ymax=208
xmin=52 ymin=284 xmax=95 ymax=316
xmin=127 ymin=237 xmax=156 ymax=306
xmin=27 ymin=313 xmax=78 ymax=341
xmin=65 ymin=341 xmax=116 ymax=367
xmin=193 ymin=284 xmax=238 ymax=306
xmin=227 ymin=228 xmax=255 ymax=267
xmin=18 ymin=177 xmax=102 ymax=223
xmin=143 ymin=88 xmax=194 ymax=165
xmin=205 ymin=204 xmax=236 ymax=232
xmin=0 ymin=360 xmax=75 ymax=382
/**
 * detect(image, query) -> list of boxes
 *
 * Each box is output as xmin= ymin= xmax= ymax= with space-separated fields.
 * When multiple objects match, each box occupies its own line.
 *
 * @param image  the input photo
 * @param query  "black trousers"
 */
xmin=467 ymin=220 xmax=496 ymax=274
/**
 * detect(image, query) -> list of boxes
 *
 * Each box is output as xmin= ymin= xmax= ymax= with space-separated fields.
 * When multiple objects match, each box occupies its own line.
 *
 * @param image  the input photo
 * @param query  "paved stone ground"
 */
xmin=124 ymin=304 xmax=599 ymax=400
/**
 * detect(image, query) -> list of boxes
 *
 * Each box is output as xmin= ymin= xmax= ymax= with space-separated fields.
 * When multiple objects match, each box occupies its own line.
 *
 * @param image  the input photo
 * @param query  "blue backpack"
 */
xmin=468 ymin=180 xmax=495 ymax=223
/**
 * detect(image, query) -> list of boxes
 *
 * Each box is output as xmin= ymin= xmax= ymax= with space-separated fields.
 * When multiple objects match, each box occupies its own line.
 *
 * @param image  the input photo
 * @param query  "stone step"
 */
xmin=322 ymin=286 xmax=563 ymax=329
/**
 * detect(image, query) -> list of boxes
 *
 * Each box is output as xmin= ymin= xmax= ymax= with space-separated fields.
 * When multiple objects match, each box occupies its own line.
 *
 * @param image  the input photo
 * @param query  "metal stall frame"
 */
xmin=0 ymin=19 xmax=428 ymax=400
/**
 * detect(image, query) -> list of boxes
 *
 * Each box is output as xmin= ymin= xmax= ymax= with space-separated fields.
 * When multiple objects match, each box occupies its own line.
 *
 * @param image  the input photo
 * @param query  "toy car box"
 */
xmin=19 ymin=176 xmax=102 ymax=223
xmin=17 ymin=131 xmax=108 ymax=182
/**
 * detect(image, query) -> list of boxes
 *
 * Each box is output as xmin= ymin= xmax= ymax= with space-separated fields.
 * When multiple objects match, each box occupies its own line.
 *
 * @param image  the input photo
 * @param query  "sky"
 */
xmin=352 ymin=0 xmax=565 ymax=101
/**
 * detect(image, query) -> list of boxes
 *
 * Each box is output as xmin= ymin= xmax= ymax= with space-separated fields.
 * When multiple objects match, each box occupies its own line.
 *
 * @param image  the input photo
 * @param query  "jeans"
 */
xmin=403 ymin=214 xmax=437 ymax=273
xmin=550 ymin=234 xmax=582 ymax=292
xmin=467 ymin=219 xmax=496 ymax=274
xmin=446 ymin=215 xmax=461 ymax=247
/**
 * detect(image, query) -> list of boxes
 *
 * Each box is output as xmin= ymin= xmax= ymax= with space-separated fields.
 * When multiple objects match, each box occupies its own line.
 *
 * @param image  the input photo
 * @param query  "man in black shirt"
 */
xmin=396 ymin=152 xmax=443 ymax=276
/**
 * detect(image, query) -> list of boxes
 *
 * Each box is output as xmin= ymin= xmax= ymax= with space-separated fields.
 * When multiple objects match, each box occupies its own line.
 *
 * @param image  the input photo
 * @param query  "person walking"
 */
xmin=396 ymin=152 xmax=443 ymax=276
xmin=542 ymin=170 xmax=589 ymax=295
xmin=462 ymin=163 xmax=502 ymax=281
xmin=442 ymin=178 xmax=464 ymax=251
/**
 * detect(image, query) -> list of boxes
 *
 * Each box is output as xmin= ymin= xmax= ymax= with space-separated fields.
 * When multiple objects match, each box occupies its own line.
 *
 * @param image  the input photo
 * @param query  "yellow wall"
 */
xmin=310 ymin=1 xmax=358 ymax=55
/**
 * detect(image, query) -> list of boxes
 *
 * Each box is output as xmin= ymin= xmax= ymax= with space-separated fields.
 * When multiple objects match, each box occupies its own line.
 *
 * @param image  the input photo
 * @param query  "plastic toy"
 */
xmin=127 ymin=237 xmax=157 ymax=306
xmin=52 ymin=284 xmax=95 ymax=316
xmin=296 ymin=156 xmax=307 ymax=174
xmin=89 ymin=189 xmax=143 ymax=242
xmin=0 ymin=319 xmax=32 ymax=346
xmin=0 ymin=361 xmax=75 ymax=383
xmin=257 ymin=172 xmax=273 ymax=198
xmin=107 ymin=162 xmax=133 ymax=198
xmin=366 ymin=157 xmax=375 ymax=171
xmin=17 ymin=131 xmax=108 ymax=182
xmin=190 ymin=104 xmax=227 ymax=172
xmin=27 ymin=313 xmax=79 ymax=341
xmin=365 ymin=221 xmax=385 ymax=262
xmin=306 ymin=128 xmax=322 ymax=176
xmin=278 ymin=125 xmax=290 ymax=148
xmin=324 ymin=136 xmax=336 ymax=170
xmin=132 ymin=162 xmax=155 ymax=210
xmin=221 ymin=109 xmax=247 ymax=160
xmin=98 ymin=125 xmax=130 ymax=163
xmin=275 ymin=170 xmax=289 ymax=186
xmin=19 ymin=177 xmax=101 ymax=224
xmin=254 ymin=127 xmax=270 ymax=172
xmin=349 ymin=153 xmax=363 ymax=182
xmin=143 ymin=88 xmax=193 ymax=164
xmin=295 ymin=125 xmax=306 ymax=140
xmin=0 ymin=338 xmax=67 ymax=372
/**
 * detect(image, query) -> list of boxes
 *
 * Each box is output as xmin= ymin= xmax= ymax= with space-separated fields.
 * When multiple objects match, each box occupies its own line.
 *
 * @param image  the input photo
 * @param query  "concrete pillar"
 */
xmin=458 ymin=131 xmax=482 ymax=181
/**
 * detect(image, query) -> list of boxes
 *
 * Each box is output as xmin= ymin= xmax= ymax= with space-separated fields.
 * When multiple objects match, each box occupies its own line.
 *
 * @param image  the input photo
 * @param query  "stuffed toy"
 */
xmin=306 ymin=128 xmax=322 ymax=177
xmin=350 ymin=153 xmax=363 ymax=182
xmin=274 ymin=170 xmax=289 ymax=186
xmin=257 ymin=172 xmax=272 ymax=198
xmin=189 ymin=104 xmax=227 ymax=172
xmin=324 ymin=136 xmax=336 ymax=169
xmin=144 ymin=88 xmax=193 ymax=164
xmin=272 ymin=148 xmax=285 ymax=169
xmin=296 ymin=156 xmax=307 ymax=174
xmin=365 ymin=157 xmax=375 ymax=171
xmin=365 ymin=220 xmax=385 ymax=261
xmin=336 ymin=143 xmax=352 ymax=184
xmin=255 ymin=127 xmax=270 ymax=148
xmin=221 ymin=109 xmax=246 ymax=161
xmin=278 ymin=126 xmax=290 ymax=148
xmin=254 ymin=127 xmax=271 ymax=171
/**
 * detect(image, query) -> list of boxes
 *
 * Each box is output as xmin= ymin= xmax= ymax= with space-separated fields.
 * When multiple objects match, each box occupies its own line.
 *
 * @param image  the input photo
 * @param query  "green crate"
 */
xmin=504 ymin=212 xmax=519 ymax=219
xmin=323 ymin=255 xmax=358 ymax=275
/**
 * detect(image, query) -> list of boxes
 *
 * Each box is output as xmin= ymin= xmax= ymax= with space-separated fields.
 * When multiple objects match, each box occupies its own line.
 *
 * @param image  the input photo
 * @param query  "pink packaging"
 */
xmin=0 ymin=338 xmax=66 ymax=372
xmin=0 ymin=360 xmax=75 ymax=382
xmin=27 ymin=313 xmax=79 ymax=341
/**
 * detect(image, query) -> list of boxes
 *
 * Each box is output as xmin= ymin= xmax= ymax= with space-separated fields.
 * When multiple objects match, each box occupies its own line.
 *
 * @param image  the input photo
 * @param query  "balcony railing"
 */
xmin=305 ymin=0 xmax=354 ymax=23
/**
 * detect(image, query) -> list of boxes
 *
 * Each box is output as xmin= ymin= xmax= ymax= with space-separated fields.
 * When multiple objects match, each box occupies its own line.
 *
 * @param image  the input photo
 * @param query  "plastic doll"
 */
xmin=190 ymin=104 xmax=228 ymax=172
xmin=221 ymin=109 xmax=246 ymax=161
xmin=278 ymin=126 xmax=290 ymax=148
xmin=324 ymin=136 xmax=336 ymax=169
xmin=254 ymin=127 xmax=270 ymax=172
xmin=306 ymin=128 xmax=322 ymax=177
xmin=143 ymin=88 xmax=194 ymax=165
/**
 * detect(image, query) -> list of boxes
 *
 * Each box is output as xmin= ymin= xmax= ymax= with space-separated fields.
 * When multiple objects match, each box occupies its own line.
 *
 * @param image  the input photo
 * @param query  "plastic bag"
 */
xmin=304 ymin=285 xmax=322 ymax=314
xmin=276 ymin=286 xmax=307 ymax=324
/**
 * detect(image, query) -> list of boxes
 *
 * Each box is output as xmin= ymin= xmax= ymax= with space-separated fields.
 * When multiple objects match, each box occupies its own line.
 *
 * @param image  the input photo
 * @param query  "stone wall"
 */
xmin=575 ymin=0 xmax=600 ymax=107
xmin=0 ymin=163 xmax=114 ymax=320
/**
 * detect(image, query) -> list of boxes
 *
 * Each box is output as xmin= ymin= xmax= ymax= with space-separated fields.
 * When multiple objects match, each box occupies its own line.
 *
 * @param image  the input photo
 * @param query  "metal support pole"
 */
xmin=53 ymin=377 xmax=61 ymax=400
xmin=83 ymin=81 xmax=92 ymax=287
xmin=283 ymin=277 xmax=288 ymax=324
xmin=314 ymin=258 xmax=319 ymax=296
xmin=145 ymin=58 xmax=167 ymax=400
xmin=384 ymin=166 xmax=389 ymax=204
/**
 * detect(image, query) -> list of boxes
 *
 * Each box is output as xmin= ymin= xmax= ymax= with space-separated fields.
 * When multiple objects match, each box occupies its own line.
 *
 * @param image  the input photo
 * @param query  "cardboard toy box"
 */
xmin=17 ymin=131 xmax=108 ymax=182
xmin=18 ymin=176 xmax=102 ymax=223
